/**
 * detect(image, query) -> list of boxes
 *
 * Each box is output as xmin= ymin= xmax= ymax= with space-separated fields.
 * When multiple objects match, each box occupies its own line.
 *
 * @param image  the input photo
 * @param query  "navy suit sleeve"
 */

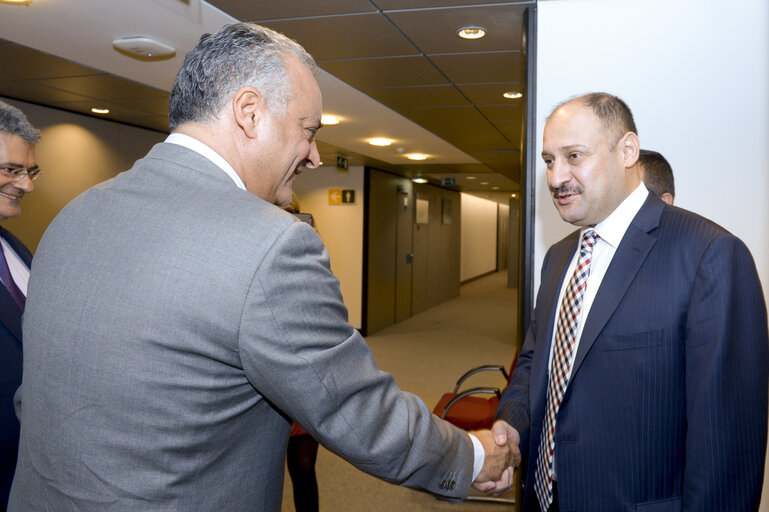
xmin=683 ymin=234 xmax=768 ymax=510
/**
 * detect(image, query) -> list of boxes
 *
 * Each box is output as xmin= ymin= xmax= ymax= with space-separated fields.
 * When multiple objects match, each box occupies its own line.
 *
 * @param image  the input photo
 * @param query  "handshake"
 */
xmin=470 ymin=420 xmax=520 ymax=496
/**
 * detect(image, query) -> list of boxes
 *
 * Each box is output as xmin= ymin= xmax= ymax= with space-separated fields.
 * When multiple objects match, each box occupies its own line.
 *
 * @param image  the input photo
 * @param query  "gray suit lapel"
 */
xmin=571 ymin=195 xmax=664 ymax=377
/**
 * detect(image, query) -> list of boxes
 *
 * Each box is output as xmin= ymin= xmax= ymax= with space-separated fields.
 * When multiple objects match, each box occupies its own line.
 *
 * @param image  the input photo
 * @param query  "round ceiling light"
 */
xmin=503 ymin=91 xmax=523 ymax=99
xmin=368 ymin=137 xmax=393 ymax=147
xmin=321 ymin=114 xmax=340 ymax=126
xmin=91 ymin=108 xmax=110 ymax=114
xmin=412 ymin=177 xmax=428 ymax=184
xmin=406 ymin=153 xmax=429 ymax=161
xmin=457 ymin=26 xmax=486 ymax=40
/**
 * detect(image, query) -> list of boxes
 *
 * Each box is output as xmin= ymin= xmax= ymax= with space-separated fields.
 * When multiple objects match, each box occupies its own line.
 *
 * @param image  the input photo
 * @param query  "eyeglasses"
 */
xmin=0 ymin=165 xmax=43 ymax=182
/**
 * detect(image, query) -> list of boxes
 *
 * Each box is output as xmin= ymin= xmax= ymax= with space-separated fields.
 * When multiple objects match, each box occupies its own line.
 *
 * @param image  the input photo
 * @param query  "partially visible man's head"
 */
xmin=542 ymin=92 xmax=640 ymax=227
xmin=169 ymin=23 xmax=316 ymax=130
xmin=638 ymin=149 xmax=674 ymax=205
xmin=0 ymin=100 xmax=39 ymax=222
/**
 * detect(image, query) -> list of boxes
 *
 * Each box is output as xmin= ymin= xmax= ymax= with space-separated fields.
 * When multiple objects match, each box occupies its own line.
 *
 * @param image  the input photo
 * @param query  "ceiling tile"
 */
xmin=492 ymin=120 xmax=523 ymax=141
xmin=427 ymin=122 xmax=518 ymax=152
xmin=469 ymin=150 xmax=520 ymax=176
xmin=37 ymin=75 xmax=169 ymax=101
xmin=361 ymin=85 xmax=470 ymax=108
xmin=398 ymin=105 xmax=485 ymax=125
xmin=430 ymin=51 xmax=523 ymax=83
xmin=458 ymin=82 xmax=525 ymax=105
xmin=385 ymin=4 xmax=525 ymax=54
xmin=374 ymin=0 xmax=530 ymax=9
xmin=0 ymin=79 xmax=94 ymax=104
xmin=0 ymin=44 xmax=101 ymax=80
xmin=261 ymin=14 xmax=418 ymax=60
xmin=112 ymin=95 xmax=171 ymax=116
xmin=476 ymin=104 xmax=522 ymax=121
xmin=208 ymin=0 xmax=376 ymax=20
xmin=319 ymin=56 xmax=448 ymax=88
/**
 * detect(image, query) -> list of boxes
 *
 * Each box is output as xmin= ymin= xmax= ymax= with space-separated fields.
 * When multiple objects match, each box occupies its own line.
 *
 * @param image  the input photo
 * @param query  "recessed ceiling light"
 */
xmin=457 ymin=26 xmax=486 ymax=40
xmin=503 ymin=91 xmax=523 ymax=99
xmin=465 ymin=176 xmax=476 ymax=180
xmin=492 ymin=186 xmax=500 ymax=190
xmin=412 ymin=177 xmax=428 ymax=184
xmin=406 ymin=153 xmax=429 ymax=161
xmin=91 ymin=108 xmax=110 ymax=114
xmin=511 ymin=193 xmax=517 ymax=198
xmin=480 ymin=181 xmax=490 ymax=185
xmin=368 ymin=137 xmax=393 ymax=147
xmin=321 ymin=114 xmax=340 ymax=126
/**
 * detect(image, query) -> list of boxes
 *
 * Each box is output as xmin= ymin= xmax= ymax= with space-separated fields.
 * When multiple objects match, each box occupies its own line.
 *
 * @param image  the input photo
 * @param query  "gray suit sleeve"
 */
xmin=237 ymin=221 xmax=474 ymax=498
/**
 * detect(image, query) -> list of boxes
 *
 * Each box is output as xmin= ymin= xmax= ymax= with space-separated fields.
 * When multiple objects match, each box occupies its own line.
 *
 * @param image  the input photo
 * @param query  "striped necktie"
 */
xmin=534 ymin=229 xmax=598 ymax=510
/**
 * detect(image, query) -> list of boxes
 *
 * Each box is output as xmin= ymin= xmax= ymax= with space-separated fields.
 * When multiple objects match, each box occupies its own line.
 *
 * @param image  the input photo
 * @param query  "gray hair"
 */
xmin=0 ymin=100 xmax=40 ymax=145
xmin=168 ymin=23 xmax=316 ymax=131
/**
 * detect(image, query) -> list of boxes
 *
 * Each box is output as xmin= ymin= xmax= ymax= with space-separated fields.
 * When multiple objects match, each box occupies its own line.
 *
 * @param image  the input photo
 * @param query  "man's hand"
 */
xmin=471 ymin=420 xmax=521 ymax=495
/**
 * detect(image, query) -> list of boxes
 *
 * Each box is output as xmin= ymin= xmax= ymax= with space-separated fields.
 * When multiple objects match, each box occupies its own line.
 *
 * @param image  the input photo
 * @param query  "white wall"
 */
xmin=536 ymin=0 xmax=769 ymax=507
xmin=292 ymin=166 xmax=364 ymax=329
xmin=535 ymin=0 xmax=769 ymax=297
xmin=460 ymin=193 xmax=498 ymax=281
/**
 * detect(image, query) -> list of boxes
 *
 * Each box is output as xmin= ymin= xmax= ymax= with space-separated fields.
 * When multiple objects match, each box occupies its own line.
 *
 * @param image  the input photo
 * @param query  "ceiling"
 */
xmin=0 ymin=0 xmax=533 ymax=193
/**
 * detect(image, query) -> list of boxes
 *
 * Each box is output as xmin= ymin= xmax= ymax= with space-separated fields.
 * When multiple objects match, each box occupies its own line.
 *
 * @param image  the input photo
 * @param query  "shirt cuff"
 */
xmin=468 ymin=433 xmax=485 ymax=481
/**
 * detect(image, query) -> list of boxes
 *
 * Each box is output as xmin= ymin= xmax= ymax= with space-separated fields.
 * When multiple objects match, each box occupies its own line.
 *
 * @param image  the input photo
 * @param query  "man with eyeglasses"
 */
xmin=0 ymin=99 xmax=39 ymax=511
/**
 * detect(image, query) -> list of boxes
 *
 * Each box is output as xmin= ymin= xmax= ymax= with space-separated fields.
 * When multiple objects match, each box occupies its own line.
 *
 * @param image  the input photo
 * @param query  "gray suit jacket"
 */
xmin=9 ymin=142 xmax=473 ymax=511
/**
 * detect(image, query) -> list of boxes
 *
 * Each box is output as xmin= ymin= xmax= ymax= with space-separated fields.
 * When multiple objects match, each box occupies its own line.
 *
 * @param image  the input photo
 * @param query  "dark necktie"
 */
xmin=0 ymin=240 xmax=26 ymax=312
xmin=534 ymin=229 xmax=598 ymax=511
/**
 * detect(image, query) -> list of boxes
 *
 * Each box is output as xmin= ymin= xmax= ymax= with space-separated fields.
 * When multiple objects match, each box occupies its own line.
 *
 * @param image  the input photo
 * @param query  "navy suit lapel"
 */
xmin=571 ymin=195 xmax=664 ymax=377
xmin=530 ymin=234 xmax=580 ymax=419
xmin=0 ymin=226 xmax=31 ymax=344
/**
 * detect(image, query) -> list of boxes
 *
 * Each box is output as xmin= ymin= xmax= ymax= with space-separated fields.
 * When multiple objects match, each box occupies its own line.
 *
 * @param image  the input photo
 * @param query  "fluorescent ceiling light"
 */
xmin=457 ymin=26 xmax=486 ymax=40
xmin=368 ymin=137 xmax=393 ymax=147
xmin=0 ymin=0 xmax=32 ymax=4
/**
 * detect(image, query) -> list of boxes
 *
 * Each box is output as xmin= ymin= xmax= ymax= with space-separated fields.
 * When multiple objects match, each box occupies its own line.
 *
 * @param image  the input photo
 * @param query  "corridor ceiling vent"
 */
xmin=412 ymin=177 xmax=428 ymax=184
xmin=367 ymin=137 xmax=393 ymax=147
xmin=112 ymin=36 xmax=176 ymax=61
xmin=456 ymin=26 xmax=486 ymax=40
xmin=406 ymin=153 xmax=429 ymax=161
xmin=321 ymin=114 xmax=340 ymax=126
xmin=503 ymin=91 xmax=523 ymax=99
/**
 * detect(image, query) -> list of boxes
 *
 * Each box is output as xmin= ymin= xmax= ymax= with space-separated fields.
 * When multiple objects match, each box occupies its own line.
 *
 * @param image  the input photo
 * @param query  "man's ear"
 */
xmin=232 ymin=86 xmax=263 ymax=139
xmin=618 ymin=131 xmax=640 ymax=169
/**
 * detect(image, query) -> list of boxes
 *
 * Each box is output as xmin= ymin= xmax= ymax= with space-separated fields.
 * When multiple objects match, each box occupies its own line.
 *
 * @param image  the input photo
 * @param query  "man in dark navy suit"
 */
xmin=0 ymin=100 xmax=39 ymax=510
xmin=491 ymin=92 xmax=768 ymax=511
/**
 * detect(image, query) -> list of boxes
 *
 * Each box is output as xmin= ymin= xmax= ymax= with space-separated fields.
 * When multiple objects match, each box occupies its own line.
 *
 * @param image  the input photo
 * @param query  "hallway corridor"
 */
xmin=282 ymin=271 xmax=518 ymax=511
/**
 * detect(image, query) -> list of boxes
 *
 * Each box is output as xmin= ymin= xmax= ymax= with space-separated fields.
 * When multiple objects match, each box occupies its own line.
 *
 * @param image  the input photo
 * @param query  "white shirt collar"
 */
xmin=165 ymin=133 xmax=247 ymax=191
xmin=589 ymin=182 xmax=649 ymax=248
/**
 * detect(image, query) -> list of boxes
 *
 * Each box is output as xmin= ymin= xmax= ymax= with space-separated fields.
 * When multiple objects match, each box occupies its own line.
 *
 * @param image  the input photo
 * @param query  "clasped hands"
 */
xmin=470 ymin=420 xmax=520 ymax=496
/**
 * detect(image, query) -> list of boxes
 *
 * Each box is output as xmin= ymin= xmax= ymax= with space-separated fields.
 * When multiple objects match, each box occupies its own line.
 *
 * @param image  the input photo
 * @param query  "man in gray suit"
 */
xmin=9 ymin=23 xmax=518 ymax=511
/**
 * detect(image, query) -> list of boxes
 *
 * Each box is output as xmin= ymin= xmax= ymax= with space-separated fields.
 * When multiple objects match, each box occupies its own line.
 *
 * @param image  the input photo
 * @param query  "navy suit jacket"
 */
xmin=0 ymin=226 xmax=31 ymax=510
xmin=497 ymin=194 xmax=768 ymax=511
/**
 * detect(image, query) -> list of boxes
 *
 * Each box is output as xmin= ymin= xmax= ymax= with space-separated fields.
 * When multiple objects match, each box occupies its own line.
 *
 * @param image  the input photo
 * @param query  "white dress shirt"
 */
xmin=548 ymin=182 xmax=650 ymax=381
xmin=1 ymin=236 xmax=29 ymax=295
xmin=168 ymin=131 xmax=487 ymax=481
xmin=165 ymin=133 xmax=247 ymax=191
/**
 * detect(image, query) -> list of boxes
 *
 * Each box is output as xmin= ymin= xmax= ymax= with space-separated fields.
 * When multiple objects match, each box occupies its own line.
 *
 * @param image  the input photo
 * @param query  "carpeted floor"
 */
xmin=281 ymin=271 xmax=519 ymax=511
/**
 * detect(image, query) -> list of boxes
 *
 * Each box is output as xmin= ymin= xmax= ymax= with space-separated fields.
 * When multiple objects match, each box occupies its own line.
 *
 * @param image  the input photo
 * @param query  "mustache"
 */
xmin=552 ymin=183 xmax=583 ymax=197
